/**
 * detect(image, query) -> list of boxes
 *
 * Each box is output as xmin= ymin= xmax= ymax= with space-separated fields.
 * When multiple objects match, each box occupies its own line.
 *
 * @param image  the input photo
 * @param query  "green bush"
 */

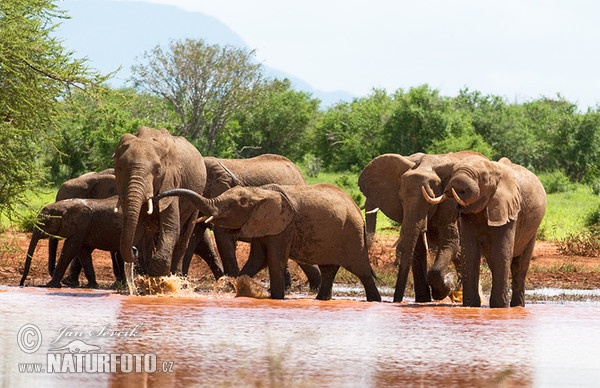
xmin=538 ymin=171 xmax=573 ymax=194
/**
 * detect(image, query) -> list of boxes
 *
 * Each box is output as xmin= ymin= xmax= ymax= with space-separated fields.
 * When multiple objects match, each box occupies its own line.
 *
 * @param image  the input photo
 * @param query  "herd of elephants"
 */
xmin=19 ymin=126 xmax=547 ymax=308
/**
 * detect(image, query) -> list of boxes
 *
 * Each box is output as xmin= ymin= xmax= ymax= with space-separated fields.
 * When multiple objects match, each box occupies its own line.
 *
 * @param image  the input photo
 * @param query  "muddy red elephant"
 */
xmin=113 ymin=127 xmax=210 ymax=293
xmin=156 ymin=185 xmax=381 ymax=301
xmin=184 ymin=155 xmax=321 ymax=290
xmin=358 ymin=151 xmax=487 ymax=302
xmin=423 ymin=156 xmax=547 ymax=307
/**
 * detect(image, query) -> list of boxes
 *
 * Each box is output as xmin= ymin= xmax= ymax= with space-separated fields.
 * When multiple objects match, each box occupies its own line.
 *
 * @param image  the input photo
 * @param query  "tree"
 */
xmin=314 ymin=89 xmax=395 ymax=171
xmin=221 ymin=78 xmax=320 ymax=160
xmin=131 ymin=38 xmax=264 ymax=154
xmin=48 ymin=88 xmax=176 ymax=183
xmin=0 ymin=0 xmax=103 ymax=214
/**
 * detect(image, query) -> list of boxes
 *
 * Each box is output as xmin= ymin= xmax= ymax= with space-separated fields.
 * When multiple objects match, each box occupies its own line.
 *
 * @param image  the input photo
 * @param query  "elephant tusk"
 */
xmin=451 ymin=188 xmax=468 ymax=207
xmin=421 ymin=186 xmax=446 ymax=205
xmin=422 ymin=231 xmax=429 ymax=252
xmin=114 ymin=198 xmax=121 ymax=213
xmin=204 ymin=215 xmax=215 ymax=224
xmin=194 ymin=215 xmax=210 ymax=224
xmin=365 ymin=207 xmax=380 ymax=215
xmin=391 ymin=235 xmax=401 ymax=249
xmin=147 ymin=198 xmax=153 ymax=215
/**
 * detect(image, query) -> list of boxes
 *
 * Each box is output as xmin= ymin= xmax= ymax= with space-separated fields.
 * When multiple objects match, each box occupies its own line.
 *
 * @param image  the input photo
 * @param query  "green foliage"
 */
xmin=302 ymin=154 xmax=322 ymax=178
xmin=539 ymin=184 xmax=600 ymax=240
xmin=314 ymin=89 xmax=394 ymax=171
xmin=0 ymin=0 xmax=104 ymax=215
xmin=538 ymin=171 xmax=574 ymax=194
xmin=221 ymin=78 xmax=320 ymax=159
xmin=47 ymin=88 xmax=175 ymax=182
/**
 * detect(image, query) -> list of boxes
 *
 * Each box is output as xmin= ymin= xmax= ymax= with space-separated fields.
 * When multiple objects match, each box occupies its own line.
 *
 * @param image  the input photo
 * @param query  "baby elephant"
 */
xmin=156 ymin=184 xmax=382 ymax=301
xmin=20 ymin=196 xmax=131 ymax=288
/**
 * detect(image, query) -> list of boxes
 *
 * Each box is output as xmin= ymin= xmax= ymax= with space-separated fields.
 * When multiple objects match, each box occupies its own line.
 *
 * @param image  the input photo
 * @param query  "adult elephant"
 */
xmin=19 ymin=196 xmax=153 ymax=288
xmin=184 ymin=155 xmax=321 ymax=290
xmin=113 ymin=126 xmax=209 ymax=290
xmin=358 ymin=151 xmax=486 ymax=302
xmin=423 ymin=156 xmax=546 ymax=308
xmin=49 ymin=169 xmax=121 ymax=286
xmin=156 ymin=185 xmax=381 ymax=301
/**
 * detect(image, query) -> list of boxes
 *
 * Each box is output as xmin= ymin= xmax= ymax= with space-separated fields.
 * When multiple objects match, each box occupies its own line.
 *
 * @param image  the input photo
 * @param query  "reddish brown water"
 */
xmin=1 ymin=286 xmax=599 ymax=386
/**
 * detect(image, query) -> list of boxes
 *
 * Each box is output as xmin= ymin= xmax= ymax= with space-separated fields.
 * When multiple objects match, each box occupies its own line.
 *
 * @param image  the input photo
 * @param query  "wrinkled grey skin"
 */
xmin=156 ymin=185 xmax=381 ymax=301
xmin=113 ymin=127 xmax=207 ymax=277
xmin=358 ymin=151 xmax=486 ymax=302
xmin=50 ymin=169 xmax=122 ymax=287
xmin=20 ymin=196 xmax=153 ymax=288
xmin=184 ymin=155 xmax=321 ymax=289
xmin=441 ymin=156 xmax=547 ymax=308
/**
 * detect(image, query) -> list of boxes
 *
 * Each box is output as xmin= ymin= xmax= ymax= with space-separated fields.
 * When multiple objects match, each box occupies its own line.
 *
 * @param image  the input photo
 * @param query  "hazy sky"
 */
xmin=125 ymin=0 xmax=600 ymax=108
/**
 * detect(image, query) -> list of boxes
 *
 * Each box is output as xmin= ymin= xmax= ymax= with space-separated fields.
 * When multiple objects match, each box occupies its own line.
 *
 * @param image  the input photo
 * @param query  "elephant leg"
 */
xmin=393 ymin=242 xmax=411 ymax=302
xmin=316 ymin=265 xmax=339 ymax=300
xmin=112 ymin=252 xmax=125 ymax=282
xmin=169 ymin=212 xmax=197 ymax=275
xmin=79 ymin=249 xmax=99 ymax=289
xmin=298 ymin=263 xmax=321 ymax=291
xmin=239 ymin=241 xmax=267 ymax=278
xmin=214 ymin=228 xmax=240 ymax=276
xmin=61 ymin=258 xmax=82 ymax=287
xmin=265 ymin=239 xmax=290 ymax=299
xmin=46 ymin=238 xmax=81 ymax=288
xmin=48 ymin=237 xmax=59 ymax=276
xmin=193 ymin=226 xmax=224 ymax=280
xmin=487 ymin=222 xmax=516 ymax=308
xmin=510 ymin=238 xmax=535 ymax=307
xmin=460 ymin=217 xmax=483 ymax=307
xmin=413 ymin=234 xmax=431 ymax=303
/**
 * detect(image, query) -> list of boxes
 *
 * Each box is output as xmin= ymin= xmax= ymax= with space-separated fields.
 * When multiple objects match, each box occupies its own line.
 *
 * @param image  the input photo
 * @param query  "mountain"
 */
xmin=57 ymin=0 xmax=353 ymax=106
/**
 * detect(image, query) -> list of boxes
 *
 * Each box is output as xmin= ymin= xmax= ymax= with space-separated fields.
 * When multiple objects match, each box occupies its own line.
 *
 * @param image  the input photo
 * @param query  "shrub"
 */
xmin=557 ymin=231 xmax=600 ymax=257
xmin=538 ymin=170 xmax=573 ymax=194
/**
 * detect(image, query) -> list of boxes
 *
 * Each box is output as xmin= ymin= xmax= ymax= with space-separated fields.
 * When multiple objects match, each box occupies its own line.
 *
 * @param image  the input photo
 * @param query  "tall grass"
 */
xmin=0 ymin=187 xmax=57 ymax=232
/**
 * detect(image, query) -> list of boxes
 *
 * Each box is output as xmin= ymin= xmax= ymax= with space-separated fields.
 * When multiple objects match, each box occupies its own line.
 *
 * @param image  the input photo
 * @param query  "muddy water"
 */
xmin=1 ymin=287 xmax=599 ymax=387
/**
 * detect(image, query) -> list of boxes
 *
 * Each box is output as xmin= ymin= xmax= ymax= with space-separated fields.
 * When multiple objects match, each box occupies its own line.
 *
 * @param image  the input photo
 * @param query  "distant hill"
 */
xmin=57 ymin=0 xmax=353 ymax=107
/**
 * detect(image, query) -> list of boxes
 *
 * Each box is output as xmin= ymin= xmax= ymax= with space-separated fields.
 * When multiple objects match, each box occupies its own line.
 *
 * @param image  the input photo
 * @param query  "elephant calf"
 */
xmin=20 ymin=196 xmax=141 ymax=288
xmin=156 ymin=184 xmax=382 ymax=301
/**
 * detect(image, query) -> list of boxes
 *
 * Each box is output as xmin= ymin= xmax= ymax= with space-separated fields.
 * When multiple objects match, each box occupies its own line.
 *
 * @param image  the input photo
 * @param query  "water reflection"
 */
xmin=0 ymin=287 xmax=599 ymax=387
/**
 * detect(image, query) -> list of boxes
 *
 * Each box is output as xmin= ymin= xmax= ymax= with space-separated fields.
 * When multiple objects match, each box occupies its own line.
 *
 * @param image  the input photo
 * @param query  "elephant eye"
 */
xmin=239 ymin=197 xmax=249 ymax=207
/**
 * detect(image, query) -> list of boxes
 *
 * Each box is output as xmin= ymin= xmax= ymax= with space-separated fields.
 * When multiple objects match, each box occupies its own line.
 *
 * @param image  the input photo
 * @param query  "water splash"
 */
xmin=124 ymin=262 xmax=138 ymax=296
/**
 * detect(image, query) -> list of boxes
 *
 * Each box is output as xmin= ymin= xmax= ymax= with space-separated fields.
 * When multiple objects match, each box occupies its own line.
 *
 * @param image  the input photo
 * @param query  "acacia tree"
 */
xmin=0 ymin=0 xmax=103 ymax=214
xmin=131 ymin=39 xmax=264 ymax=154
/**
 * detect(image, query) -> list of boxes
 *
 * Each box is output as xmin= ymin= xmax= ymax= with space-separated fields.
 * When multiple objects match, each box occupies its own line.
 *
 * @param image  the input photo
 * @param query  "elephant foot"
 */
xmin=84 ymin=282 xmax=100 ymax=289
xmin=45 ymin=280 xmax=62 ymax=288
xmin=147 ymin=258 xmax=171 ymax=277
xmin=110 ymin=279 xmax=127 ymax=290
xmin=431 ymin=284 xmax=451 ymax=301
xmin=61 ymin=277 xmax=80 ymax=288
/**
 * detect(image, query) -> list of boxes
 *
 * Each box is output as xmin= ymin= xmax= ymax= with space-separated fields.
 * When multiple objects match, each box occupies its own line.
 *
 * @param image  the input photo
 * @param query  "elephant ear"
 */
xmin=239 ymin=190 xmax=294 ymax=238
xmin=486 ymin=162 xmax=521 ymax=226
xmin=358 ymin=154 xmax=417 ymax=222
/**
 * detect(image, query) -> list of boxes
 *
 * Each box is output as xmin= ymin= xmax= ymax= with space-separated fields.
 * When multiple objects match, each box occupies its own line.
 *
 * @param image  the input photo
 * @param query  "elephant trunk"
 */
xmin=120 ymin=175 xmax=149 ymax=265
xmin=155 ymin=188 xmax=217 ymax=216
xmin=393 ymin=215 xmax=430 ymax=303
xmin=20 ymin=229 xmax=43 ymax=286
